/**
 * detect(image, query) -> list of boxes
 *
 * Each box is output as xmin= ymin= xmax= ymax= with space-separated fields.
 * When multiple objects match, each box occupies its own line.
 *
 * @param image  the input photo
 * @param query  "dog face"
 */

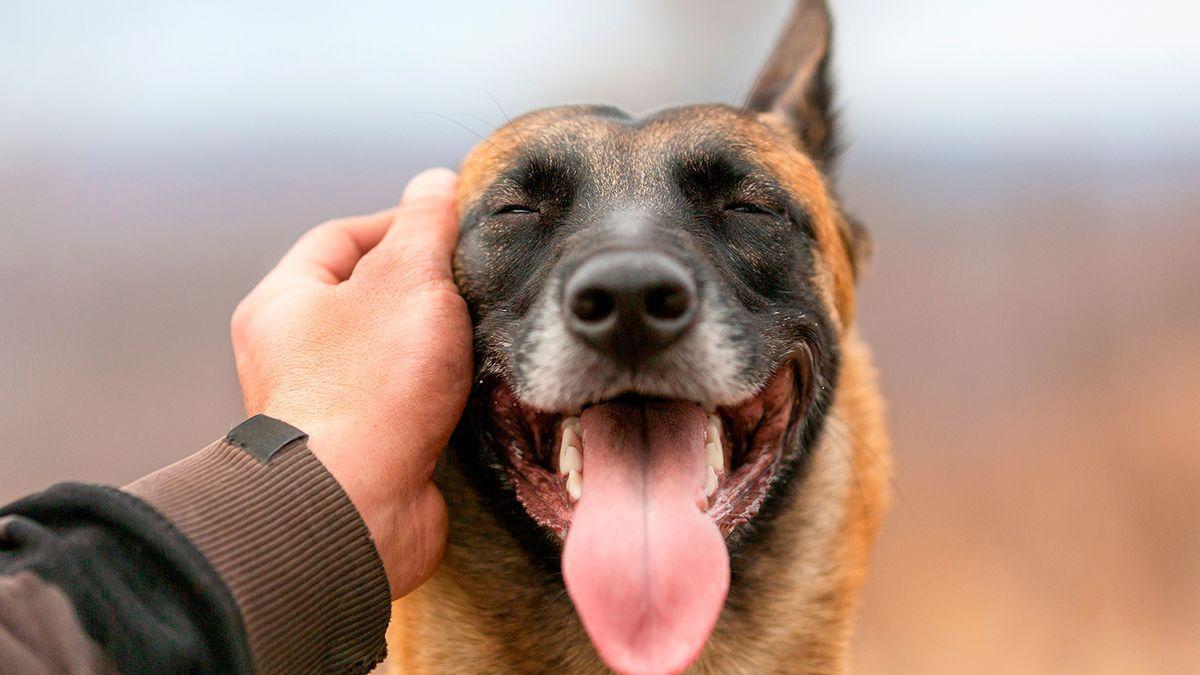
xmin=449 ymin=2 xmax=867 ymax=672
xmin=455 ymin=103 xmax=857 ymax=527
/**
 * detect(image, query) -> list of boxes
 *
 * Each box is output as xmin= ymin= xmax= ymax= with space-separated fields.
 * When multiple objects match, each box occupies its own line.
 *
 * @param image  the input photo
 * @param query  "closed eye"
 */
xmin=726 ymin=203 xmax=777 ymax=216
xmin=493 ymin=205 xmax=539 ymax=215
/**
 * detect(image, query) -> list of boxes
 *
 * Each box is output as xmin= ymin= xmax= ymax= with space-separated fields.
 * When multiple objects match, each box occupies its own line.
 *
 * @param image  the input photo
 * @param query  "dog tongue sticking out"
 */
xmin=563 ymin=401 xmax=730 ymax=675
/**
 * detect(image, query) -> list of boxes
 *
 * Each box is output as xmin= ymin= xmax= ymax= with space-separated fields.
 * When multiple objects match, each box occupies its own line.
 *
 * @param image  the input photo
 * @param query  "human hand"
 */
xmin=230 ymin=168 xmax=472 ymax=599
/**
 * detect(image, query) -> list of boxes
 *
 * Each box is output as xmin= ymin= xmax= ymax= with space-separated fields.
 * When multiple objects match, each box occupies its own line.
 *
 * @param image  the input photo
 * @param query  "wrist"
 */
xmin=125 ymin=418 xmax=393 ymax=669
xmin=299 ymin=421 xmax=447 ymax=599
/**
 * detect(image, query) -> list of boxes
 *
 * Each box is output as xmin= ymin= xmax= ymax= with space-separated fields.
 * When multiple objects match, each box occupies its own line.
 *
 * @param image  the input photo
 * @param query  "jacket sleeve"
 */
xmin=0 ymin=415 xmax=392 ymax=674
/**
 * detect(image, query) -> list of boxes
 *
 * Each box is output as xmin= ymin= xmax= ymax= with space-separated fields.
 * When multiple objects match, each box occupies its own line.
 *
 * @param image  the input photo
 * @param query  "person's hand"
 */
xmin=230 ymin=168 xmax=472 ymax=599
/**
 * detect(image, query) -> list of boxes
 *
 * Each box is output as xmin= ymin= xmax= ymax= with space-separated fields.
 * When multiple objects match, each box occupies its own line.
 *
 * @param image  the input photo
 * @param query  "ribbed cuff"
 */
xmin=126 ymin=438 xmax=391 ymax=674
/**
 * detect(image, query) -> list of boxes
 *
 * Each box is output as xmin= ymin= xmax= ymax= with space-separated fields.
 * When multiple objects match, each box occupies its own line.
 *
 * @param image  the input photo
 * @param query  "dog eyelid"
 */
xmin=725 ymin=202 xmax=778 ymax=217
xmin=493 ymin=205 xmax=539 ymax=216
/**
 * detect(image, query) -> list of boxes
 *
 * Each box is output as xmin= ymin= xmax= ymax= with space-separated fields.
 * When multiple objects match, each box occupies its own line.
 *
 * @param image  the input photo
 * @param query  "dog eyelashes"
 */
xmin=493 ymin=204 xmax=539 ymax=216
xmin=725 ymin=203 xmax=777 ymax=217
xmin=490 ymin=201 xmax=782 ymax=225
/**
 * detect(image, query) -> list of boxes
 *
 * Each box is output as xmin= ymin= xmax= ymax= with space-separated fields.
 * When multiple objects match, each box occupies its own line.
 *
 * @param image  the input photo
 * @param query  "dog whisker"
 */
xmin=414 ymin=110 xmax=505 ymax=153
xmin=451 ymin=111 xmax=502 ymax=134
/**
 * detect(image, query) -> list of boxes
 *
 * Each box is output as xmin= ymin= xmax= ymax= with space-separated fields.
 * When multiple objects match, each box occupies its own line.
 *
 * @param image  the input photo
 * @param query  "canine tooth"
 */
xmin=704 ymin=465 xmax=718 ymax=497
xmin=559 ymin=423 xmax=582 ymax=475
xmin=558 ymin=418 xmax=584 ymax=476
xmin=561 ymin=422 xmax=581 ymax=448
xmin=705 ymin=416 xmax=724 ymax=472
xmin=559 ymin=440 xmax=582 ymax=475
xmin=566 ymin=469 xmax=583 ymax=501
xmin=706 ymin=414 xmax=721 ymax=440
xmin=705 ymin=440 xmax=724 ymax=473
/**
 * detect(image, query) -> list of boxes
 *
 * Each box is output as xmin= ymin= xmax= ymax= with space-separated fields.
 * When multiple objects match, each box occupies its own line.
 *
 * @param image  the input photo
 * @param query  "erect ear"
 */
xmin=746 ymin=0 xmax=838 ymax=168
xmin=839 ymin=211 xmax=873 ymax=280
xmin=749 ymin=1 xmax=870 ymax=282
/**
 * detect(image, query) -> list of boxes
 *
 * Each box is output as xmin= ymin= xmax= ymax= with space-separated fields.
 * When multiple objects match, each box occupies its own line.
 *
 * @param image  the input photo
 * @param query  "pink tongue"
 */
xmin=563 ymin=401 xmax=730 ymax=675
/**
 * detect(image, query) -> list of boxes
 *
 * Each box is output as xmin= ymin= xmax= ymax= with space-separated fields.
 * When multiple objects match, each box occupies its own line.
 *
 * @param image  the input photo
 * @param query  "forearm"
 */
xmin=0 ymin=416 xmax=392 ymax=674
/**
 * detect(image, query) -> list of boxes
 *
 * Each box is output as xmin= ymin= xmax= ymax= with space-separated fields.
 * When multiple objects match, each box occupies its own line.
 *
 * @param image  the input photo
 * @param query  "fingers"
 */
xmin=359 ymin=168 xmax=461 ymax=285
xmin=270 ymin=208 xmax=398 ymax=285
xmin=400 ymin=166 xmax=459 ymax=208
xmin=255 ymin=167 xmax=459 ymax=299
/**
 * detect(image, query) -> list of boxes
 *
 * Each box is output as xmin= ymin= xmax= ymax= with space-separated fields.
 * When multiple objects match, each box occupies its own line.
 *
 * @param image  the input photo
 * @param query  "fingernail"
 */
xmin=403 ymin=167 xmax=458 ymax=202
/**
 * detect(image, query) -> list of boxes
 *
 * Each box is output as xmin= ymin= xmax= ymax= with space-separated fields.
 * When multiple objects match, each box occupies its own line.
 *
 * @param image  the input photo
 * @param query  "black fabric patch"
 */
xmin=0 ymin=484 xmax=254 ymax=673
xmin=225 ymin=415 xmax=308 ymax=464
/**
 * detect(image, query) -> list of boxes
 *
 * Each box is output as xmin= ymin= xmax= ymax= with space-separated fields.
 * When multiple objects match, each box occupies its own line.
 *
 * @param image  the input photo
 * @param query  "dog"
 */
xmin=387 ymin=1 xmax=889 ymax=672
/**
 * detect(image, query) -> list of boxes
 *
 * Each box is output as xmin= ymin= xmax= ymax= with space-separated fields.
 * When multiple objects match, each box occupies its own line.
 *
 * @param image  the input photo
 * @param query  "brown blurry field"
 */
xmin=3 ymin=154 xmax=1196 ymax=673
xmin=2 ymin=2 xmax=1199 ymax=671
xmin=847 ymin=160 xmax=1200 ymax=673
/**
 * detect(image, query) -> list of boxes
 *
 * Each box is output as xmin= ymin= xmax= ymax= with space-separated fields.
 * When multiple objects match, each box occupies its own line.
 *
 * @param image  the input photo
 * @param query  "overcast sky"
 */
xmin=2 ymin=0 xmax=1198 ymax=160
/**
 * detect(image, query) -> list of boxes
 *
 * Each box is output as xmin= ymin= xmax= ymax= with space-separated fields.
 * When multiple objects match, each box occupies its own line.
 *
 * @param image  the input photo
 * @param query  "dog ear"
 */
xmin=840 ymin=211 xmax=872 ymax=280
xmin=746 ymin=0 xmax=838 ymax=167
xmin=749 ymin=1 xmax=870 ymax=282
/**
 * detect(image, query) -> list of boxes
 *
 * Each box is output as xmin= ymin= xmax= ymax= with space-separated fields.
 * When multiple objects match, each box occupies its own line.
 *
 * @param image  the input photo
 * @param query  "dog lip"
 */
xmin=484 ymin=355 xmax=807 ymax=539
xmin=585 ymin=393 xmax=702 ymax=407
xmin=566 ymin=395 xmax=715 ymax=418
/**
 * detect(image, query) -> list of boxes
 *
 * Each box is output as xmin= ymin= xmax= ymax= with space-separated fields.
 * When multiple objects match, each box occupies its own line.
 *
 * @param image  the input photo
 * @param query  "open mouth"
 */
xmin=490 ymin=360 xmax=803 ymax=538
xmin=483 ymin=357 xmax=807 ymax=675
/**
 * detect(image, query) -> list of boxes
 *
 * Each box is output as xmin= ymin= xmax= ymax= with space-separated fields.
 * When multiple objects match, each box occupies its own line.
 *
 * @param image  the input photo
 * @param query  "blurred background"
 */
xmin=2 ymin=1 xmax=1198 ymax=671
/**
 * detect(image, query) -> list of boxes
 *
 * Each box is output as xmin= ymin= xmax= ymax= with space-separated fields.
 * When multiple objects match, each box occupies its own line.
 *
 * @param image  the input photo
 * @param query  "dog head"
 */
xmin=451 ymin=2 xmax=868 ymax=672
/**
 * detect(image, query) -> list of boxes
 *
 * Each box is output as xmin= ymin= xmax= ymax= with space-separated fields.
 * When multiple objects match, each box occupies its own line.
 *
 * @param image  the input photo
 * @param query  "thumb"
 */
xmin=383 ymin=167 xmax=460 ymax=255
xmin=357 ymin=168 xmax=460 ymax=287
xmin=400 ymin=167 xmax=459 ymax=208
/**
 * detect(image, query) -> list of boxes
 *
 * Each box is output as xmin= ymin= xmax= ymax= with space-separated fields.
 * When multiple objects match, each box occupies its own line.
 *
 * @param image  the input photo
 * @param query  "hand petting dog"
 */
xmin=230 ymin=167 xmax=473 ymax=600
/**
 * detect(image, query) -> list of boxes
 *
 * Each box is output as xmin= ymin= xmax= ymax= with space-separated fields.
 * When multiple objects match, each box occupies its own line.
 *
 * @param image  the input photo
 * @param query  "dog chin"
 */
xmin=486 ymin=357 xmax=807 ymax=539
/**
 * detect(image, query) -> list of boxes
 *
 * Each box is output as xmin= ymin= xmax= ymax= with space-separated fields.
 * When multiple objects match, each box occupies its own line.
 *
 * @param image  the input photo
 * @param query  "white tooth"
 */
xmin=704 ymin=465 xmax=718 ymax=497
xmin=706 ymin=414 xmax=721 ymax=441
xmin=705 ymin=416 xmax=724 ymax=472
xmin=705 ymin=440 xmax=724 ymax=473
xmin=559 ymin=422 xmax=582 ymax=475
xmin=566 ymin=469 xmax=583 ymax=501
xmin=559 ymin=439 xmax=582 ymax=475
xmin=562 ymin=422 xmax=581 ymax=442
xmin=561 ymin=419 xmax=581 ymax=444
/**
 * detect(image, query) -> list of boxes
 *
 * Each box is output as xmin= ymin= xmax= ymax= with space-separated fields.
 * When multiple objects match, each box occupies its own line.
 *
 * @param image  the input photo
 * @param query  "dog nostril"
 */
xmin=562 ymin=250 xmax=698 ymax=363
xmin=571 ymin=288 xmax=615 ymax=324
xmin=645 ymin=282 xmax=691 ymax=321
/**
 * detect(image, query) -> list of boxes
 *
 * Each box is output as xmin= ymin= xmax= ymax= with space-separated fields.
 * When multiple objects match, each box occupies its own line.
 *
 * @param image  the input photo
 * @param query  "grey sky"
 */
xmin=3 ymin=0 xmax=1197 ymax=160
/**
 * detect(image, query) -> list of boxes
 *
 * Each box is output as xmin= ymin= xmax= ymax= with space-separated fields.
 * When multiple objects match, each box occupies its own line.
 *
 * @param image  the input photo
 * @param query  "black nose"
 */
xmin=563 ymin=251 xmax=698 ymax=362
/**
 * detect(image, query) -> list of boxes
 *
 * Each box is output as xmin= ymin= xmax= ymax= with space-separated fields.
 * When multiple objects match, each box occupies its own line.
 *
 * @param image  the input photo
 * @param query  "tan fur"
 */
xmin=382 ymin=108 xmax=889 ymax=672
xmin=385 ymin=330 xmax=887 ymax=673
xmin=388 ymin=5 xmax=889 ymax=664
